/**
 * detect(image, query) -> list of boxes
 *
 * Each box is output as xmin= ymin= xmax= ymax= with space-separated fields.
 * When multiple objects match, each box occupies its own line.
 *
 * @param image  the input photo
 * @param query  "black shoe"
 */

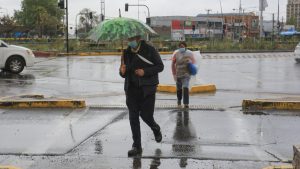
xmin=128 ymin=147 xmax=142 ymax=157
xmin=153 ymin=126 xmax=162 ymax=143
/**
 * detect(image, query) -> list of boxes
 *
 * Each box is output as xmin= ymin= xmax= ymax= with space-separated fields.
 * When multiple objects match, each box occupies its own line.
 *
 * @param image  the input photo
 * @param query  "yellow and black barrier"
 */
xmin=0 ymin=94 xmax=86 ymax=109
xmin=0 ymin=166 xmax=21 ymax=169
xmin=262 ymin=165 xmax=293 ymax=169
xmin=157 ymin=84 xmax=216 ymax=94
xmin=243 ymin=99 xmax=300 ymax=111
xmin=0 ymin=100 xmax=86 ymax=109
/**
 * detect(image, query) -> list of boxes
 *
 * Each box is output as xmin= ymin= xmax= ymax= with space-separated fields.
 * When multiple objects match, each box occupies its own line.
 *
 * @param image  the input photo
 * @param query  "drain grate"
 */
xmin=88 ymin=104 xmax=226 ymax=111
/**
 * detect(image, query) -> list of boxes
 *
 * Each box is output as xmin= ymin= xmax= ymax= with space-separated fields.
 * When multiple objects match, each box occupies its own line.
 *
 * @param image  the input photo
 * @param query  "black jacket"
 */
xmin=120 ymin=40 xmax=164 ymax=93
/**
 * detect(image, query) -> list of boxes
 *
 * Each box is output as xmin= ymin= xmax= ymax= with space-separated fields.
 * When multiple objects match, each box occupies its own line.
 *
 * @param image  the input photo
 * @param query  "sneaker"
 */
xmin=153 ymin=127 xmax=162 ymax=143
xmin=128 ymin=147 xmax=142 ymax=157
xmin=177 ymin=104 xmax=182 ymax=108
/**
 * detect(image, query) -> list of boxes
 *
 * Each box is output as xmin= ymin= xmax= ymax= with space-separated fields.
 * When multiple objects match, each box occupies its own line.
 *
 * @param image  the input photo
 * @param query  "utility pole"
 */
xmin=100 ymin=0 xmax=105 ymax=21
xmin=272 ymin=13 xmax=275 ymax=43
xmin=238 ymin=0 xmax=242 ymax=40
xmin=66 ymin=0 xmax=69 ymax=53
xmin=205 ymin=9 xmax=212 ymax=39
xmin=277 ymin=0 xmax=280 ymax=35
xmin=58 ymin=0 xmax=68 ymax=52
xmin=138 ymin=0 xmax=139 ymax=20
xmin=259 ymin=0 xmax=268 ymax=38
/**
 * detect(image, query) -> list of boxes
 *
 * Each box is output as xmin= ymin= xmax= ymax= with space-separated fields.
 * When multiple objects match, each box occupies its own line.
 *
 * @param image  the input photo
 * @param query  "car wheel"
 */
xmin=5 ymin=56 xmax=25 ymax=74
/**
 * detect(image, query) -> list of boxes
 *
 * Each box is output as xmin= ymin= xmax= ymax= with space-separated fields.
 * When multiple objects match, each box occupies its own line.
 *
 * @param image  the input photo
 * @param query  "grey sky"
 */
xmin=0 ymin=0 xmax=287 ymax=27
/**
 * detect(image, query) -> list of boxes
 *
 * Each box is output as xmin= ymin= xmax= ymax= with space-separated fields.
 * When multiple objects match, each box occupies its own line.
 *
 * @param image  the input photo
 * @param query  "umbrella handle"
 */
xmin=121 ymin=41 xmax=125 ymax=65
xmin=121 ymin=53 xmax=124 ymax=65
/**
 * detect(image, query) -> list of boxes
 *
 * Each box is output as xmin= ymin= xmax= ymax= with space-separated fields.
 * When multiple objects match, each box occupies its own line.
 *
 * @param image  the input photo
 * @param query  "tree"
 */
xmin=286 ymin=16 xmax=296 ymax=26
xmin=0 ymin=15 xmax=17 ymax=37
xmin=14 ymin=0 xmax=64 ymax=37
xmin=77 ymin=8 xmax=100 ymax=37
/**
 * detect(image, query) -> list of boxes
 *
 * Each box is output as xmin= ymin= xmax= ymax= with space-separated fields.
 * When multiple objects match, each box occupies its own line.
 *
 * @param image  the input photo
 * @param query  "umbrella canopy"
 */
xmin=88 ymin=17 xmax=157 ymax=42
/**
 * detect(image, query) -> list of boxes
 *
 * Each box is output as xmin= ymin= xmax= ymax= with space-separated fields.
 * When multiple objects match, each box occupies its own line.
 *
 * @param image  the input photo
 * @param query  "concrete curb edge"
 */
xmin=242 ymin=100 xmax=300 ymax=111
xmin=157 ymin=84 xmax=216 ymax=93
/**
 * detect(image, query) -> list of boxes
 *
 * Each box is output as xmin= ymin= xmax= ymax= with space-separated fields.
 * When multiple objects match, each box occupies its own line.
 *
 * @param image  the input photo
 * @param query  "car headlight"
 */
xmin=26 ymin=50 xmax=34 ymax=56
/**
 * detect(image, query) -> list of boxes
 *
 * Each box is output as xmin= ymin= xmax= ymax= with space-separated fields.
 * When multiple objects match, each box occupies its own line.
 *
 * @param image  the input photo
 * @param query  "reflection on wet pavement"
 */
xmin=0 ymin=71 xmax=35 ymax=87
xmin=132 ymin=158 xmax=141 ymax=169
xmin=172 ymin=110 xmax=197 ymax=168
xmin=149 ymin=149 xmax=161 ymax=169
xmin=131 ymin=149 xmax=161 ymax=169
xmin=94 ymin=140 xmax=103 ymax=154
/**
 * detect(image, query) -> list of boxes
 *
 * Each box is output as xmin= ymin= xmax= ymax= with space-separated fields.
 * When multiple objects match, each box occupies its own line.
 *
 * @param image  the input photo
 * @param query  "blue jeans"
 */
xmin=176 ymin=77 xmax=190 ymax=105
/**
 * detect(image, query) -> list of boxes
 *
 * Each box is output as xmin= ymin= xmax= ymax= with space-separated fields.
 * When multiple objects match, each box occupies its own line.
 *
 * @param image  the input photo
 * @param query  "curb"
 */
xmin=34 ymin=50 xmax=294 ymax=57
xmin=0 ymin=94 xmax=86 ymax=109
xmin=60 ymin=51 xmax=174 ymax=57
xmin=242 ymin=99 xmax=300 ymax=111
xmin=0 ymin=100 xmax=86 ymax=109
xmin=157 ymin=84 xmax=216 ymax=94
xmin=262 ymin=165 xmax=293 ymax=169
xmin=0 ymin=166 xmax=20 ymax=169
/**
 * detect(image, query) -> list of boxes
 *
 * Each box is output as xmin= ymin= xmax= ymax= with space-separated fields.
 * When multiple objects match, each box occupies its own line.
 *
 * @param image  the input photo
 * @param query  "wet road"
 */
xmin=0 ymin=52 xmax=299 ymax=169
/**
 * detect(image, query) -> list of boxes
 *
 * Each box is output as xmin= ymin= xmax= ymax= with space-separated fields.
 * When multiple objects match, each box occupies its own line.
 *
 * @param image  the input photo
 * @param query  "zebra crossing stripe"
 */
xmin=201 ymin=54 xmax=294 ymax=59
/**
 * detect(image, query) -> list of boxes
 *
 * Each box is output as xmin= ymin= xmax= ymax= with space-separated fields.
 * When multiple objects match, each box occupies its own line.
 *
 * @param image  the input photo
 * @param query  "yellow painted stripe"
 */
xmin=0 ymin=166 xmax=21 ymax=169
xmin=243 ymin=100 xmax=300 ymax=111
xmin=157 ymin=84 xmax=216 ymax=93
xmin=190 ymin=84 xmax=217 ymax=93
xmin=262 ymin=165 xmax=293 ymax=169
xmin=62 ymin=51 xmax=174 ymax=57
xmin=0 ymin=100 xmax=86 ymax=109
xmin=159 ymin=51 xmax=174 ymax=55
xmin=157 ymin=84 xmax=177 ymax=93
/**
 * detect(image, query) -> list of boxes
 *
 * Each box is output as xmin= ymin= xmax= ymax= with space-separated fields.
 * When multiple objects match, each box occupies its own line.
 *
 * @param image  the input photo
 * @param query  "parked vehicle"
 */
xmin=0 ymin=40 xmax=35 ymax=74
xmin=295 ymin=42 xmax=300 ymax=63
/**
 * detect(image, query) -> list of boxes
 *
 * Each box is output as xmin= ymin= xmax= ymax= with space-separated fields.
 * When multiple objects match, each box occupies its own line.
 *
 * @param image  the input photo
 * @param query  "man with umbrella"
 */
xmin=120 ymin=35 xmax=164 ymax=157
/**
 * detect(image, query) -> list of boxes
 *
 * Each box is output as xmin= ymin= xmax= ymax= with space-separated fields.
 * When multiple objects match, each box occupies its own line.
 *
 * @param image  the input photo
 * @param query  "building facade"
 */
xmin=149 ymin=16 xmax=223 ymax=41
xmin=197 ymin=13 xmax=259 ymax=39
xmin=287 ymin=0 xmax=300 ymax=29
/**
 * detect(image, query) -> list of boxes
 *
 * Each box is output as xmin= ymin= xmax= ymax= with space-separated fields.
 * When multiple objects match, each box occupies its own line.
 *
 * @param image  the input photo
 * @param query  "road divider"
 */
xmin=157 ymin=84 xmax=216 ymax=94
xmin=242 ymin=98 xmax=300 ymax=111
xmin=0 ymin=166 xmax=21 ymax=169
xmin=0 ymin=94 xmax=86 ymax=109
xmin=262 ymin=165 xmax=293 ymax=169
xmin=56 ymin=51 xmax=174 ymax=57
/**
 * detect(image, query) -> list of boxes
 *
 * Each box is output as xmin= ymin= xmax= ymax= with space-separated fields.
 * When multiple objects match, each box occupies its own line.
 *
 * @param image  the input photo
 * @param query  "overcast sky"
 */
xmin=1 ymin=0 xmax=287 ymax=27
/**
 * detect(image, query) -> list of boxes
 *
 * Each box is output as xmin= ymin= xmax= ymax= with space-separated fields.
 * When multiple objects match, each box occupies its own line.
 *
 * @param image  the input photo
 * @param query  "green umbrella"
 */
xmin=88 ymin=17 xmax=157 ymax=65
xmin=88 ymin=17 xmax=157 ymax=42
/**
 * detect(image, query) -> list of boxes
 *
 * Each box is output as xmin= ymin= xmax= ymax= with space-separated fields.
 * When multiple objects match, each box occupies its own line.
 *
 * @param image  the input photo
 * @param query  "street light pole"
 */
xmin=66 ymin=0 xmax=69 ymax=53
xmin=125 ymin=3 xmax=150 ymax=40
xmin=125 ymin=4 xmax=150 ymax=18
xmin=75 ymin=13 xmax=83 ymax=39
xmin=138 ymin=0 xmax=140 ymax=20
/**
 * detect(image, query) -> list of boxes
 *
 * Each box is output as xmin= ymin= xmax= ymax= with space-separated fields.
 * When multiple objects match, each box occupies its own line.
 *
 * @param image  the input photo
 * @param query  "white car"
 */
xmin=0 ymin=40 xmax=35 ymax=74
xmin=295 ymin=42 xmax=300 ymax=63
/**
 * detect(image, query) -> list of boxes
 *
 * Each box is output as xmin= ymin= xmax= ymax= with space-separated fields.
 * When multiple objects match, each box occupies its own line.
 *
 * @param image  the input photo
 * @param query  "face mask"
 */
xmin=178 ymin=48 xmax=186 ymax=53
xmin=128 ymin=40 xmax=138 ymax=48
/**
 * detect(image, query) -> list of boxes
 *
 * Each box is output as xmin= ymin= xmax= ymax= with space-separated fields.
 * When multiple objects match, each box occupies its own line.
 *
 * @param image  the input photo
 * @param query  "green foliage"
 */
xmin=14 ymin=0 xmax=64 ymax=37
xmin=77 ymin=8 xmax=100 ymax=37
xmin=286 ymin=16 xmax=297 ymax=26
xmin=0 ymin=15 xmax=16 ymax=34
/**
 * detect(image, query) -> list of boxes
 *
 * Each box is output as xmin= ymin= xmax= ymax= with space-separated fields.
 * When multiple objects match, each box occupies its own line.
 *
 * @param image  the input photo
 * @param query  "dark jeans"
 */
xmin=176 ymin=77 xmax=190 ymax=105
xmin=126 ymin=86 xmax=160 ymax=148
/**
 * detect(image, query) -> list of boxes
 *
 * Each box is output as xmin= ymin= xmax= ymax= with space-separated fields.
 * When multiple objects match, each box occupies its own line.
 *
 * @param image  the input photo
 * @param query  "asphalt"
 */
xmin=0 ymin=52 xmax=299 ymax=169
